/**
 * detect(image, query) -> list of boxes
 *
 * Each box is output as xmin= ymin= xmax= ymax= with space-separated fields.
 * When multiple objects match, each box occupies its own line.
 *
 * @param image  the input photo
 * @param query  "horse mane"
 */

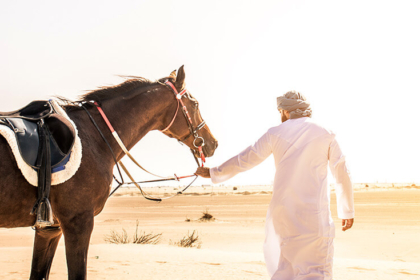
xmin=59 ymin=76 xmax=174 ymax=110
xmin=81 ymin=77 xmax=151 ymax=102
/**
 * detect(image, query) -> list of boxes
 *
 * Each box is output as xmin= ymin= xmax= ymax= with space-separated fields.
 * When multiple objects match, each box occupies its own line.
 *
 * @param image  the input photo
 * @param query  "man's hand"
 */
xmin=342 ymin=218 xmax=354 ymax=231
xmin=195 ymin=167 xmax=211 ymax=178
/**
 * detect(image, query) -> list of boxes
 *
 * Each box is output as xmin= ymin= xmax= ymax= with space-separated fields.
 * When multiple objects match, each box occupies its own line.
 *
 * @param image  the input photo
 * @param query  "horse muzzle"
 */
xmin=198 ymin=139 xmax=218 ymax=158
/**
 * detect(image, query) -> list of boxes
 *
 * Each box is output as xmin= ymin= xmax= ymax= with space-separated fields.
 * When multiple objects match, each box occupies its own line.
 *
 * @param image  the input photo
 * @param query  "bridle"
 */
xmin=78 ymin=80 xmax=207 ymax=202
xmin=161 ymin=80 xmax=206 ymax=166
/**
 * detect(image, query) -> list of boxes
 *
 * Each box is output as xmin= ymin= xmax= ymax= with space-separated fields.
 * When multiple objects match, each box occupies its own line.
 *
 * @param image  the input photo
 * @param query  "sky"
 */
xmin=1 ymin=0 xmax=419 ymax=187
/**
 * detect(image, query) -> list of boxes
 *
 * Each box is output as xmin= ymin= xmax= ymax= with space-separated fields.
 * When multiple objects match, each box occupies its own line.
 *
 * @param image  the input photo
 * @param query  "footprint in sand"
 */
xmin=243 ymin=270 xmax=263 ymax=276
xmin=103 ymin=219 xmax=120 ymax=223
xmin=202 ymin=262 xmax=222 ymax=266
xmin=348 ymin=267 xmax=376 ymax=271
xmin=396 ymin=270 xmax=419 ymax=276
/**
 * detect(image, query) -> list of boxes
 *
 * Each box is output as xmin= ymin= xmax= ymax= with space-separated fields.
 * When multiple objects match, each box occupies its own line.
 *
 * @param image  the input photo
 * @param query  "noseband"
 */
xmin=161 ymin=81 xmax=206 ymax=166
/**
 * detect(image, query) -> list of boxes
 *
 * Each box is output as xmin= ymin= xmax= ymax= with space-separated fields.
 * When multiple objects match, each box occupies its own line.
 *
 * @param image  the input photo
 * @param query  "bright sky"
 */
xmin=1 ymin=0 xmax=419 ymax=187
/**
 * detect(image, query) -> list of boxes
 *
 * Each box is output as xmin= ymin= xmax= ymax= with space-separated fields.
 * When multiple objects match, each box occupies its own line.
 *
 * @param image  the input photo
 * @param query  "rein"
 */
xmin=79 ymin=80 xmax=206 ymax=202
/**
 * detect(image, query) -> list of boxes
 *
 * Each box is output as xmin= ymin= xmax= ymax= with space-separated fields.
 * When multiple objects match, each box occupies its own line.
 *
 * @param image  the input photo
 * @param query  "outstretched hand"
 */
xmin=342 ymin=218 xmax=354 ymax=231
xmin=195 ymin=167 xmax=211 ymax=178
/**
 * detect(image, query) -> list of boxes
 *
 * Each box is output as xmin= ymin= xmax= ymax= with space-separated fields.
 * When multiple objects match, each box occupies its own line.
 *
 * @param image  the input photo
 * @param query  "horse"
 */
xmin=0 ymin=65 xmax=218 ymax=280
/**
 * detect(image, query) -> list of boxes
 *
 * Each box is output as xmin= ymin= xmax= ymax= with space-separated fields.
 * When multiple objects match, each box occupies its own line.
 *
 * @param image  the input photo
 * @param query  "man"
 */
xmin=195 ymin=90 xmax=354 ymax=279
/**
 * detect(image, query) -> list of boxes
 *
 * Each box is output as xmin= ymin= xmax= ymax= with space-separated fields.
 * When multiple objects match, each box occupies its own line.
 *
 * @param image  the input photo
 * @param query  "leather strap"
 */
xmin=94 ymin=102 xmax=169 ymax=179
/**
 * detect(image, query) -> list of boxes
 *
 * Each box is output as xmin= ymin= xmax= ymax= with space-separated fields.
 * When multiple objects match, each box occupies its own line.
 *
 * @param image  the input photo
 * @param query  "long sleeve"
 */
xmin=329 ymin=137 xmax=355 ymax=219
xmin=210 ymin=132 xmax=273 ymax=184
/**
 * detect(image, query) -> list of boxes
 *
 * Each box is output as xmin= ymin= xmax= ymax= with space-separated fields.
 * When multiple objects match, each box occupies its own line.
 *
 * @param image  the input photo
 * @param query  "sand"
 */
xmin=0 ymin=188 xmax=419 ymax=279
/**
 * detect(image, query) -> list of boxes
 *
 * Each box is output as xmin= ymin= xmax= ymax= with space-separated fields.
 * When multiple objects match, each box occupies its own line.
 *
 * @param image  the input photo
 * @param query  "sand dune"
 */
xmin=1 ymin=188 xmax=419 ymax=279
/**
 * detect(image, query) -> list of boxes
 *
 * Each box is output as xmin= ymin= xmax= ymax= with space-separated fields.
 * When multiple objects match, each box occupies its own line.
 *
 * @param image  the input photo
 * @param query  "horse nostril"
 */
xmin=214 ymin=140 xmax=218 ymax=149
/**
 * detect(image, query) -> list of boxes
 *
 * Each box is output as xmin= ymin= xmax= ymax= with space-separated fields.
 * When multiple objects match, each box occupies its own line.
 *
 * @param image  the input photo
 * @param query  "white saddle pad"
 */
xmin=0 ymin=99 xmax=82 ymax=186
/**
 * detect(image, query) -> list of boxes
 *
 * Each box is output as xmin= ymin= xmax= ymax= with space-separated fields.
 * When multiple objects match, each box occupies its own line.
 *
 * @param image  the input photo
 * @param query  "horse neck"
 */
xmin=91 ymin=85 xmax=176 ymax=161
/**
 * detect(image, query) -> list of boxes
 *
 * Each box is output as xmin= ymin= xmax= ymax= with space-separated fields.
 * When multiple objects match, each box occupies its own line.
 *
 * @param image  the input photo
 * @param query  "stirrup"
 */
xmin=32 ymin=199 xmax=54 ymax=229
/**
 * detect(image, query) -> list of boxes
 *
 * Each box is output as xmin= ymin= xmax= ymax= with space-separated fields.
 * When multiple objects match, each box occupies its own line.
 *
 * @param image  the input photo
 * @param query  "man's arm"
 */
xmin=196 ymin=132 xmax=273 ymax=183
xmin=329 ymin=137 xmax=355 ymax=231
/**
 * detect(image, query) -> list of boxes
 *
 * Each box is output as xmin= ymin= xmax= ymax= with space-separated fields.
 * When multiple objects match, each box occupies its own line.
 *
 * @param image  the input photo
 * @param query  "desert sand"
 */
xmin=0 ymin=186 xmax=419 ymax=280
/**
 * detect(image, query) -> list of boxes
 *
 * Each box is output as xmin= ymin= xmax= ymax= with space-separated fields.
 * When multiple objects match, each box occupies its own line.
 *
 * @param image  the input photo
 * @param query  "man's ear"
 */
xmin=175 ymin=65 xmax=186 ymax=90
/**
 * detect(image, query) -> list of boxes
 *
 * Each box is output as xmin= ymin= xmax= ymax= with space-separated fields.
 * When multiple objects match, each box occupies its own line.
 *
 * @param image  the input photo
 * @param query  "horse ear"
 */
xmin=175 ymin=65 xmax=186 ymax=90
xmin=169 ymin=70 xmax=177 ymax=80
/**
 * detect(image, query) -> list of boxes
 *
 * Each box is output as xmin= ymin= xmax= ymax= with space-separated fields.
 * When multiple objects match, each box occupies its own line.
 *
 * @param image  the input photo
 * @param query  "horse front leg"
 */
xmin=60 ymin=211 xmax=94 ymax=280
xmin=29 ymin=226 xmax=63 ymax=280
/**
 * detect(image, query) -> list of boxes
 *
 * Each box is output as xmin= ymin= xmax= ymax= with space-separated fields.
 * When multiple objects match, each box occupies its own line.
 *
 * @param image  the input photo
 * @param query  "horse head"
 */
xmin=160 ymin=66 xmax=218 ymax=160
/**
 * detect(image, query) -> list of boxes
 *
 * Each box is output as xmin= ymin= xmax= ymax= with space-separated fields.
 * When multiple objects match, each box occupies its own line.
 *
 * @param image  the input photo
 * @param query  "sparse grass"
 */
xmin=199 ymin=209 xmax=215 ymax=222
xmin=133 ymin=220 xmax=161 ymax=244
xmin=105 ymin=220 xmax=161 ymax=245
xmin=104 ymin=228 xmax=130 ymax=244
xmin=170 ymin=230 xmax=201 ymax=248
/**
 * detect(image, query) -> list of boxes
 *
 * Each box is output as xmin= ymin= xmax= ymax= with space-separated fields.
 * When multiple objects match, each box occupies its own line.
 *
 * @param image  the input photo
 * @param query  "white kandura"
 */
xmin=210 ymin=117 xmax=354 ymax=279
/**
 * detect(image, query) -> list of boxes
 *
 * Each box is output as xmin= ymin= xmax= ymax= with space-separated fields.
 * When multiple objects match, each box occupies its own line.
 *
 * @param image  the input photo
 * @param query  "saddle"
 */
xmin=0 ymin=100 xmax=76 ymax=228
xmin=0 ymin=100 xmax=54 ymax=120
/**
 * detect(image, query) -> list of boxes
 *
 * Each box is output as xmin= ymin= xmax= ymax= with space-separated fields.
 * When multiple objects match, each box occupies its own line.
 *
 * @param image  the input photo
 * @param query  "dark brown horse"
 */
xmin=0 ymin=66 xmax=218 ymax=280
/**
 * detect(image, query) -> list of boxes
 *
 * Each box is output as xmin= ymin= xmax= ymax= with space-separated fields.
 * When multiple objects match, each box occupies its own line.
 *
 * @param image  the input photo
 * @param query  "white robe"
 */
xmin=210 ymin=117 xmax=354 ymax=280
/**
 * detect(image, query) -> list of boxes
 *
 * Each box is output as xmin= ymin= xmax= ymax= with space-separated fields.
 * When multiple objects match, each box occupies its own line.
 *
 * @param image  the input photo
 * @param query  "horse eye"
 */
xmin=195 ymin=102 xmax=199 ymax=108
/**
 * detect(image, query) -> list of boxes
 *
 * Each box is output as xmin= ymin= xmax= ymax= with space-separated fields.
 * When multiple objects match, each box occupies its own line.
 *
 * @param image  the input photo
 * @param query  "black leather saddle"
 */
xmin=0 ymin=100 xmax=77 ymax=227
xmin=0 ymin=101 xmax=53 ymax=121
xmin=0 ymin=101 xmax=76 ymax=170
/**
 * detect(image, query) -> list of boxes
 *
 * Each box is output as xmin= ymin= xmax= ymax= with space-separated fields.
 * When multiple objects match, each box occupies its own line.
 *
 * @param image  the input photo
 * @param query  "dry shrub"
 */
xmin=105 ymin=220 xmax=161 ymax=245
xmin=170 ymin=230 xmax=201 ymax=248
xmin=104 ymin=228 xmax=130 ymax=244
xmin=199 ymin=209 xmax=215 ymax=222
xmin=133 ymin=220 xmax=161 ymax=244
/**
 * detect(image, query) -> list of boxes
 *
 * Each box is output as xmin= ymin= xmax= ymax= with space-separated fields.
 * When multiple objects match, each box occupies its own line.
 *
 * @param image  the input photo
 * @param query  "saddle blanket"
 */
xmin=0 ymin=100 xmax=82 ymax=186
